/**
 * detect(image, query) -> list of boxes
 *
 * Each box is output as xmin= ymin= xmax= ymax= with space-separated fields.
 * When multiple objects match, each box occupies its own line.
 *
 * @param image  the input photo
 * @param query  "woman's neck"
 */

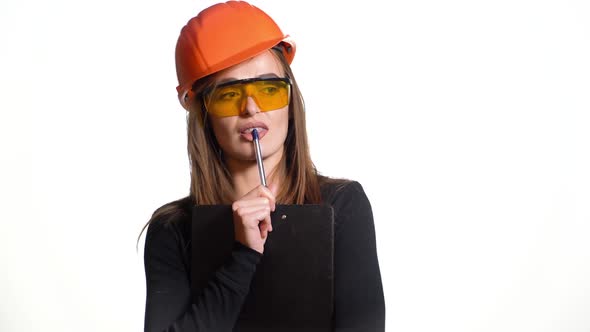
xmin=227 ymin=151 xmax=285 ymax=200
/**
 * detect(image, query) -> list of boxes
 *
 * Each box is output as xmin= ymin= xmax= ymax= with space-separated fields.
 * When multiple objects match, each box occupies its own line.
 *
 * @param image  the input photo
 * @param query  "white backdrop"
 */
xmin=1 ymin=0 xmax=589 ymax=331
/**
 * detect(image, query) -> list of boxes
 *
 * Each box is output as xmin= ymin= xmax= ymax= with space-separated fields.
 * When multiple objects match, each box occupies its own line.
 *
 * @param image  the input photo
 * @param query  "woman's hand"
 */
xmin=232 ymin=185 xmax=276 ymax=254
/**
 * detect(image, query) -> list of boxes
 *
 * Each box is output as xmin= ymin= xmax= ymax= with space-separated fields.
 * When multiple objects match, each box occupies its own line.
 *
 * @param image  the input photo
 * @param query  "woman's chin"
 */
xmin=223 ymin=146 xmax=282 ymax=164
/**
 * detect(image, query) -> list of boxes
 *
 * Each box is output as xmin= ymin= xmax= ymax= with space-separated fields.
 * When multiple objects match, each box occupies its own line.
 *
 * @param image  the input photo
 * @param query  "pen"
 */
xmin=251 ymin=128 xmax=267 ymax=187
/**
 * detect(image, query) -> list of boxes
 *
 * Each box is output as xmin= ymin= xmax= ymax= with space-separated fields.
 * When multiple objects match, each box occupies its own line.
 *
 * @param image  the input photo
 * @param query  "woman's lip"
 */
xmin=240 ymin=128 xmax=268 ymax=141
xmin=238 ymin=122 xmax=268 ymax=133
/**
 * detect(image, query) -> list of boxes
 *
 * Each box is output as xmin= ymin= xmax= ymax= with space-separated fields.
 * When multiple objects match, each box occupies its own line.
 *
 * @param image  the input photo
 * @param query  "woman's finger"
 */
xmin=234 ymin=205 xmax=271 ymax=226
xmin=240 ymin=185 xmax=276 ymax=211
xmin=232 ymin=197 xmax=273 ymax=212
xmin=242 ymin=209 xmax=273 ymax=234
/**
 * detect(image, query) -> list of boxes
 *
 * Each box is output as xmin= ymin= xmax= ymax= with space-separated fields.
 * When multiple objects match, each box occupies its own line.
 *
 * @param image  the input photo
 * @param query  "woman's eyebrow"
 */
xmin=257 ymin=73 xmax=280 ymax=79
xmin=216 ymin=73 xmax=280 ymax=84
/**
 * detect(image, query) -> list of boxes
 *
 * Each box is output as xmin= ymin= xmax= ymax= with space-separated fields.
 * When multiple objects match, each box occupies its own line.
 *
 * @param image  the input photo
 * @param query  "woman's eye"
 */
xmin=216 ymin=90 xmax=241 ymax=101
xmin=260 ymin=86 xmax=278 ymax=95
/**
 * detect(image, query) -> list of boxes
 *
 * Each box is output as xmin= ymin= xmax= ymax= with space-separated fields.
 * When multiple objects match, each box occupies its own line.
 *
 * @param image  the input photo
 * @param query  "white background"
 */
xmin=1 ymin=0 xmax=589 ymax=331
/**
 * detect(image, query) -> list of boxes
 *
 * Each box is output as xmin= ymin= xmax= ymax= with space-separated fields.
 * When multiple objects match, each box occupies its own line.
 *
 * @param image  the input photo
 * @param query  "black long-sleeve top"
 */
xmin=143 ymin=180 xmax=385 ymax=331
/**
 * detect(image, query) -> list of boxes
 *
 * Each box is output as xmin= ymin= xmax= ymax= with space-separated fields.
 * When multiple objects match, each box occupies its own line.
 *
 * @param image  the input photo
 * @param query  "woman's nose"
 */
xmin=242 ymin=96 xmax=261 ymax=116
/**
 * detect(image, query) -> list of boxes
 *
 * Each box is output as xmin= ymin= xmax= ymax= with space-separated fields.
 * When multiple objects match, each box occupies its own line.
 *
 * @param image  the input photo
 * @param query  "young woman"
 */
xmin=142 ymin=1 xmax=385 ymax=331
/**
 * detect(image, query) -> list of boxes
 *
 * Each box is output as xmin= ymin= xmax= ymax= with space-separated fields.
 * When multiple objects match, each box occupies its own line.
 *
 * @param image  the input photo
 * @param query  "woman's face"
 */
xmin=207 ymin=50 xmax=289 ymax=165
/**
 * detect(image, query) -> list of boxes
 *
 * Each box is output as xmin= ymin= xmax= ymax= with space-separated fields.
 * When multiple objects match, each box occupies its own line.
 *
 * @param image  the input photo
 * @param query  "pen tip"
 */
xmin=252 ymin=128 xmax=259 ymax=140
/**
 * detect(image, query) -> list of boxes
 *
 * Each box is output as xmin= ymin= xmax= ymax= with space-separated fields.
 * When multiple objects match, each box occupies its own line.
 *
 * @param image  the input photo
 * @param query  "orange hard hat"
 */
xmin=175 ymin=1 xmax=296 ymax=109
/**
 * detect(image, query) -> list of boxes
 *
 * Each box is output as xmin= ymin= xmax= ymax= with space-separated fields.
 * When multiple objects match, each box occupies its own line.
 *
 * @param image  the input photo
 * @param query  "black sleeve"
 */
xmin=332 ymin=181 xmax=386 ymax=331
xmin=143 ymin=219 xmax=262 ymax=332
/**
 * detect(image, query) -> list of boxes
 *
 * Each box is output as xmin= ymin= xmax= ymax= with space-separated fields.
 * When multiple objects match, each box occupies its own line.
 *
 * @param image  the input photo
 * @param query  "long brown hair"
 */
xmin=138 ymin=48 xmax=325 ymax=242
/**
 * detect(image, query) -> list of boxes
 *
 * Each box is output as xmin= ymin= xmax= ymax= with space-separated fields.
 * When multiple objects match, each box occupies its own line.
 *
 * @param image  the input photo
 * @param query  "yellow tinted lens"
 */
xmin=249 ymin=80 xmax=289 ymax=112
xmin=206 ymin=85 xmax=244 ymax=117
xmin=205 ymin=79 xmax=290 ymax=117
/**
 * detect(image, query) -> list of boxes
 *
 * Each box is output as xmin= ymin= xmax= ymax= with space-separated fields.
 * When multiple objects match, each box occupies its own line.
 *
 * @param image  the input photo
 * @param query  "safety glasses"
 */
xmin=202 ymin=77 xmax=291 ymax=117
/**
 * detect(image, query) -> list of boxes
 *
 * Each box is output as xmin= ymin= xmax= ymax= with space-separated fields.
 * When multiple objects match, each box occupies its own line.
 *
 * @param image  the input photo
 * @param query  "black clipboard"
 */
xmin=191 ymin=204 xmax=334 ymax=331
